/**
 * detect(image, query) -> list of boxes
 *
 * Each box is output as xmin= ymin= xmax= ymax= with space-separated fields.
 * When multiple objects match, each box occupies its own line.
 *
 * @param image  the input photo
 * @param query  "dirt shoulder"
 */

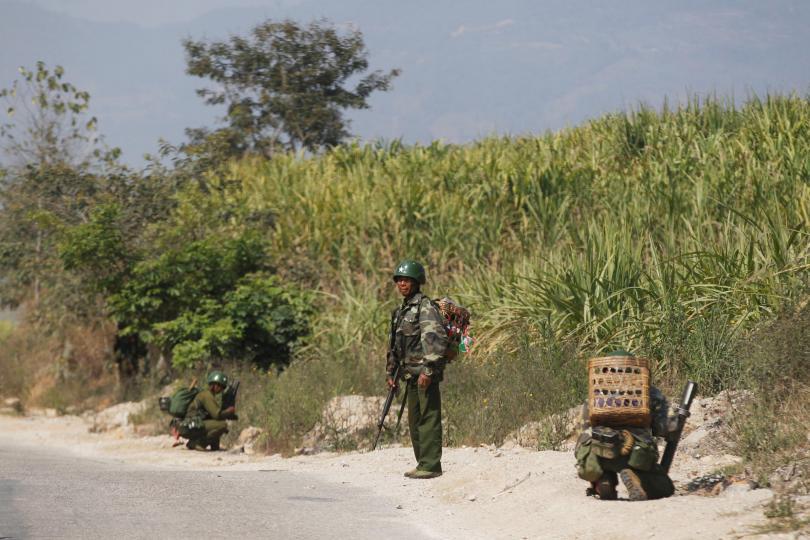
xmin=1 ymin=410 xmax=782 ymax=540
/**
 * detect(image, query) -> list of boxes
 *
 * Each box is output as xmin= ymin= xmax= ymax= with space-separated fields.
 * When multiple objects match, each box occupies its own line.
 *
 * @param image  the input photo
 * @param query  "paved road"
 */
xmin=0 ymin=441 xmax=433 ymax=540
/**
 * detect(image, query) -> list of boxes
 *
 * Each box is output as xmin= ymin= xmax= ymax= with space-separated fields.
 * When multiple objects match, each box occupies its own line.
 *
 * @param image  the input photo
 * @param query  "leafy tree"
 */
xmin=59 ymin=203 xmax=132 ymax=295
xmin=0 ymin=61 xmax=118 ymax=168
xmin=183 ymin=19 xmax=400 ymax=156
xmin=0 ymin=63 xmax=174 ymax=327
xmin=0 ymin=62 xmax=119 ymax=314
xmin=0 ymin=163 xmax=103 ymax=309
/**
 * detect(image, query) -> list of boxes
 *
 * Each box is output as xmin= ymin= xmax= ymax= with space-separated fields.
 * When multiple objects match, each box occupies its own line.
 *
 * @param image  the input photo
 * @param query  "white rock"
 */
xmin=681 ymin=426 xmax=710 ymax=447
xmin=720 ymin=481 xmax=757 ymax=497
xmin=237 ymin=426 xmax=264 ymax=455
xmin=3 ymin=397 xmax=22 ymax=412
xmin=87 ymin=401 xmax=146 ymax=433
xmin=301 ymin=395 xmax=404 ymax=453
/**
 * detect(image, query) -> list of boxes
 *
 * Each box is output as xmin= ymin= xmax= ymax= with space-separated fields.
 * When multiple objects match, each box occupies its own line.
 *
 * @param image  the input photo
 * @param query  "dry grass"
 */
xmin=753 ymin=495 xmax=810 ymax=535
xmin=0 ymin=319 xmax=117 ymax=412
xmin=729 ymin=299 xmax=810 ymax=490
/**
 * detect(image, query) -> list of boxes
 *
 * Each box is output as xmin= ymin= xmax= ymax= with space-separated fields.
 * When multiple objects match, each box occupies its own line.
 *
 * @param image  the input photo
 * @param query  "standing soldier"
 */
xmin=386 ymin=260 xmax=449 ymax=479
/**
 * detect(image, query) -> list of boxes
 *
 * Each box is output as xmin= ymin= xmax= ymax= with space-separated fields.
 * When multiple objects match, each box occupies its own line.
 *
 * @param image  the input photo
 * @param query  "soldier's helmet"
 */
xmin=207 ymin=370 xmax=229 ymax=387
xmin=393 ymin=260 xmax=426 ymax=285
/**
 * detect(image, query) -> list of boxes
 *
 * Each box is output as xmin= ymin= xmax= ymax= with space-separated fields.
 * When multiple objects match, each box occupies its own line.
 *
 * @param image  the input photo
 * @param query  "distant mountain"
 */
xmin=2 ymin=0 xmax=809 ymax=165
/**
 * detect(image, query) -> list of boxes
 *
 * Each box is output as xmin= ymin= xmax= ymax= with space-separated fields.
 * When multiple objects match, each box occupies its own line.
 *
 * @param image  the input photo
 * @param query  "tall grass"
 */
xmin=8 ymin=94 xmax=809 ymax=453
xmin=163 ymin=94 xmax=810 ymax=448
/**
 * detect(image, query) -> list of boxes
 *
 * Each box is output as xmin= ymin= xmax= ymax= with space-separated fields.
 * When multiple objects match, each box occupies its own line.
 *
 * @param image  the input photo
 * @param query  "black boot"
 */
xmin=595 ymin=472 xmax=618 ymax=500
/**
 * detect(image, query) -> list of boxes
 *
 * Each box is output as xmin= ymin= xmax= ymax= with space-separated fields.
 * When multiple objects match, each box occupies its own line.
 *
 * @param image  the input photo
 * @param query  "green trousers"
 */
xmin=189 ymin=419 xmax=227 ymax=449
xmin=580 ymin=450 xmax=674 ymax=499
xmin=406 ymin=378 xmax=443 ymax=473
xmin=575 ymin=431 xmax=674 ymax=500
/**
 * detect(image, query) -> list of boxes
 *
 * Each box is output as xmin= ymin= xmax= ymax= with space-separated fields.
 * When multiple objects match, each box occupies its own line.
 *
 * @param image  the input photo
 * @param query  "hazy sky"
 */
xmin=3 ymin=0 xmax=810 ymax=165
xmin=15 ymin=0 xmax=285 ymax=25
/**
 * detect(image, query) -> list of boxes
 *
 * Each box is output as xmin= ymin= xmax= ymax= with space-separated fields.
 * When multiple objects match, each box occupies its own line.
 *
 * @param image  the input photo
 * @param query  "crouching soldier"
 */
xmin=574 ymin=351 xmax=680 ymax=501
xmin=182 ymin=371 xmax=237 ymax=451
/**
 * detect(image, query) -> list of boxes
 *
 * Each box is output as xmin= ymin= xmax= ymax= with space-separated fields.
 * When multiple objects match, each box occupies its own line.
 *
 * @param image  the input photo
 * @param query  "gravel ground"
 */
xmin=0 ymin=411 xmax=784 ymax=539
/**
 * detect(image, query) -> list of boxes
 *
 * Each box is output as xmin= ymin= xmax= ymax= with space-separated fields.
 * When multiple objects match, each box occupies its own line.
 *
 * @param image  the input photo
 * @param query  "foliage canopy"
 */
xmin=0 ymin=61 xmax=119 ymax=168
xmin=183 ymin=19 xmax=400 ymax=156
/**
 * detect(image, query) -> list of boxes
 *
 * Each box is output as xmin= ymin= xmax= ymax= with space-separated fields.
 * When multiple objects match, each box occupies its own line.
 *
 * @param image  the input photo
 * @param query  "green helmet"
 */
xmin=207 ymin=370 xmax=229 ymax=386
xmin=393 ymin=260 xmax=426 ymax=285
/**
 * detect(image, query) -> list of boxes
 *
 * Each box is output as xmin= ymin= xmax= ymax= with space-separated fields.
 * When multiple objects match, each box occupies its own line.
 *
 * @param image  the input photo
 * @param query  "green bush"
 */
xmin=109 ymin=232 xmax=313 ymax=370
xmin=155 ymin=273 xmax=313 ymax=369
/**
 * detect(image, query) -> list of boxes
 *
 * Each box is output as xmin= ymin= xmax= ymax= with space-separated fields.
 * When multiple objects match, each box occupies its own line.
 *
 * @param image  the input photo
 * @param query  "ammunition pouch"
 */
xmin=445 ymin=334 xmax=461 ymax=363
xmin=626 ymin=431 xmax=658 ymax=471
xmin=590 ymin=426 xmax=621 ymax=460
xmin=574 ymin=433 xmax=604 ymax=483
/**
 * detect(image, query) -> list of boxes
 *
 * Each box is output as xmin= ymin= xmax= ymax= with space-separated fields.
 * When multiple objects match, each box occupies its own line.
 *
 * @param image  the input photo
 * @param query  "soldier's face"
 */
xmin=210 ymin=383 xmax=224 ymax=394
xmin=395 ymin=276 xmax=417 ymax=297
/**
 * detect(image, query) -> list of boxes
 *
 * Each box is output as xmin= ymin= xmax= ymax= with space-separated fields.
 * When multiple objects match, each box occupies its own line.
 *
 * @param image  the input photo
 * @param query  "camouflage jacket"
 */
xmin=386 ymin=291 xmax=449 ymax=380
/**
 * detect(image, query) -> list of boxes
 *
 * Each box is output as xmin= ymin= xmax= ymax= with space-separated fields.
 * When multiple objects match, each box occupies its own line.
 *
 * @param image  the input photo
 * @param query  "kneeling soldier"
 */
xmin=574 ymin=351 xmax=679 ymax=501
xmin=183 ymin=370 xmax=237 ymax=451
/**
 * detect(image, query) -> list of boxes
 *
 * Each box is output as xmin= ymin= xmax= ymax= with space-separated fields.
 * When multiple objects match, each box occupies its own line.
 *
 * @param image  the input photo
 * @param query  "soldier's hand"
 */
xmin=386 ymin=377 xmax=398 ymax=390
xmin=222 ymin=406 xmax=236 ymax=416
xmin=417 ymin=373 xmax=431 ymax=389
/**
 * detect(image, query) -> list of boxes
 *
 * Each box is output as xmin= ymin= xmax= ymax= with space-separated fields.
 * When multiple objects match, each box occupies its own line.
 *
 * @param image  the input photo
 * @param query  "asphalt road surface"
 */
xmin=0 ymin=440 xmax=434 ymax=540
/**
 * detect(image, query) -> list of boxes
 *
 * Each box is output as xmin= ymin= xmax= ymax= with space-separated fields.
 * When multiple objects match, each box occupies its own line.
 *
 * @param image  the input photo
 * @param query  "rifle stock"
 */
xmin=660 ymin=380 xmax=698 ymax=473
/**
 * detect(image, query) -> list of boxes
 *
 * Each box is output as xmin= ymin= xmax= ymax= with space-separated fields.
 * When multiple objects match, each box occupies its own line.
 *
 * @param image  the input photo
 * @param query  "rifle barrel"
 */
xmin=660 ymin=380 xmax=698 ymax=473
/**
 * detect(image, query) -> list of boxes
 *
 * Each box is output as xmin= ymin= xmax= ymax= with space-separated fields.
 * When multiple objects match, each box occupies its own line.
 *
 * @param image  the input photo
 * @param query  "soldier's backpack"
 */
xmin=392 ymin=296 xmax=474 ymax=363
xmin=167 ymin=386 xmax=200 ymax=419
xmin=433 ymin=296 xmax=473 ymax=361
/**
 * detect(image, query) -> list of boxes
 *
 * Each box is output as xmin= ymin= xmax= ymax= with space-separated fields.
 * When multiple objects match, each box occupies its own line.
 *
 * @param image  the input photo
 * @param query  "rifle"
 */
xmin=660 ymin=380 xmax=698 ymax=473
xmin=372 ymin=363 xmax=403 ymax=451
xmin=372 ymin=303 xmax=407 ymax=451
xmin=221 ymin=380 xmax=240 ymax=419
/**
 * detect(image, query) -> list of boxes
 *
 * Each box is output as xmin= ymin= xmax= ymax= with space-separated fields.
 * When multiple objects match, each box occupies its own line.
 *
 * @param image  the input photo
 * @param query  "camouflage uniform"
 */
xmin=575 ymin=387 xmax=676 ymax=500
xmin=386 ymin=291 xmax=449 ymax=474
xmin=185 ymin=388 xmax=229 ymax=450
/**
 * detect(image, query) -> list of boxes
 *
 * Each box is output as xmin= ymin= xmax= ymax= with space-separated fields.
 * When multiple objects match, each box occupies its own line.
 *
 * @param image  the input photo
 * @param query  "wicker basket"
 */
xmin=588 ymin=355 xmax=651 ymax=428
xmin=436 ymin=297 xmax=470 ymax=335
